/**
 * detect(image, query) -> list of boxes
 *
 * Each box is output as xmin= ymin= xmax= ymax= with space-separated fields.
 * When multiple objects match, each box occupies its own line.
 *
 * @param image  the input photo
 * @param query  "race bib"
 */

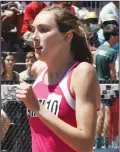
xmin=45 ymin=94 xmax=62 ymax=116
xmin=27 ymin=94 xmax=62 ymax=118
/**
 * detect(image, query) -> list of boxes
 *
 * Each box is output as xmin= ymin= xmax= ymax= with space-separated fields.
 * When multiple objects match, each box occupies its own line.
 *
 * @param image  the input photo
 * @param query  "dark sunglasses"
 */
xmin=103 ymin=21 xmax=118 ymax=26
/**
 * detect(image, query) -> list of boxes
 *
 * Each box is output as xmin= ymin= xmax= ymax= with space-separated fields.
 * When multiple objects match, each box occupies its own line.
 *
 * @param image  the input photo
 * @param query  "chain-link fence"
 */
xmin=1 ymin=81 xmax=33 ymax=152
xmin=1 ymin=80 xmax=119 ymax=152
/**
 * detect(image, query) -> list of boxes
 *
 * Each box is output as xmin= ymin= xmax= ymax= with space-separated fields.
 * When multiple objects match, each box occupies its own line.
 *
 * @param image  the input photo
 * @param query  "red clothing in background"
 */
xmin=109 ymin=97 xmax=119 ymax=143
xmin=21 ymin=2 xmax=48 ymax=35
xmin=57 ymin=3 xmax=75 ymax=15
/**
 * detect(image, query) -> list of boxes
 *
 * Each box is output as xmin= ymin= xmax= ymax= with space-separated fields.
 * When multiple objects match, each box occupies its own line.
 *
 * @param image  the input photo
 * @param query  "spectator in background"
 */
xmin=59 ymin=1 xmax=80 ymax=17
xmin=50 ymin=2 xmax=88 ymax=19
xmin=97 ymin=14 xmax=119 ymax=79
xmin=1 ymin=52 xmax=19 ymax=81
xmin=95 ymin=25 xmax=119 ymax=149
xmin=21 ymin=2 xmax=48 ymax=48
xmin=1 ymin=2 xmax=24 ymax=51
xmin=72 ymin=1 xmax=89 ymax=20
xmin=51 ymin=1 xmax=88 ymax=19
xmin=96 ymin=25 xmax=118 ymax=81
xmin=87 ymin=30 xmax=99 ymax=50
xmin=85 ymin=29 xmax=99 ymax=67
xmin=20 ymin=52 xmax=36 ymax=82
xmin=83 ymin=11 xmax=100 ymax=64
xmin=79 ymin=9 xmax=89 ymax=21
xmin=83 ymin=11 xmax=99 ymax=31
xmin=99 ymin=1 xmax=119 ymax=25
xmin=70 ymin=2 xmax=80 ymax=18
xmin=83 ymin=12 xmax=100 ymax=48
xmin=1 ymin=2 xmax=24 ymax=32
xmin=97 ymin=14 xmax=119 ymax=53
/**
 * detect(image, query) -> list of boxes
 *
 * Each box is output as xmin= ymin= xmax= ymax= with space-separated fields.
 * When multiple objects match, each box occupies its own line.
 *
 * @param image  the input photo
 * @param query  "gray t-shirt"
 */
xmin=19 ymin=70 xmax=34 ymax=82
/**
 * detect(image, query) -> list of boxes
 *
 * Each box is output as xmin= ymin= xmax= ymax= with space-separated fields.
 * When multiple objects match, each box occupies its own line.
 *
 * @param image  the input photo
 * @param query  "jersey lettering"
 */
xmin=27 ymin=98 xmax=46 ymax=118
xmin=27 ymin=94 xmax=62 ymax=118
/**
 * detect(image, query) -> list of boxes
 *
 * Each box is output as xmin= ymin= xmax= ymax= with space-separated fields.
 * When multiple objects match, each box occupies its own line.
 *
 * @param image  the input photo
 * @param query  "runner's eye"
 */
xmin=39 ymin=27 xmax=49 ymax=33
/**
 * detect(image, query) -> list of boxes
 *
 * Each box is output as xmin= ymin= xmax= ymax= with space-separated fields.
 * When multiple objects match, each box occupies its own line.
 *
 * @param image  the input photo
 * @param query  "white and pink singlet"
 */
xmin=27 ymin=62 xmax=79 ymax=152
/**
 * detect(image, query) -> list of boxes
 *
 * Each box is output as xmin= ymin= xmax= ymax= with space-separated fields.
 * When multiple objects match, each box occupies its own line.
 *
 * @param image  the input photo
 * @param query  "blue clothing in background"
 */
xmin=97 ymin=28 xmax=119 ymax=54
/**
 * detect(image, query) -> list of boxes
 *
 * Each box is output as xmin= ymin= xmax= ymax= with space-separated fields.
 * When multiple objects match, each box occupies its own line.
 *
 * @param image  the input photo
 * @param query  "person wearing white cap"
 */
xmin=99 ymin=1 xmax=119 ymax=25
xmin=97 ymin=13 xmax=119 ymax=80
xmin=97 ymin=14 xmax=119 ymax=52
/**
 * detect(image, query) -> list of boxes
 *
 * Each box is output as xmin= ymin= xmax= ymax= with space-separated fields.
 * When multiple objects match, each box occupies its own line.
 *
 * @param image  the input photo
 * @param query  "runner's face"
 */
xmin=32 ymin=11 xmax=64 ymax=61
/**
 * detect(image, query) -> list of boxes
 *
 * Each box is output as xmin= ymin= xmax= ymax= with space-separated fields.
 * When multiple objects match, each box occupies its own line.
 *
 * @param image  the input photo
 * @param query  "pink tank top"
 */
xmin=27 ymin=62 xmax=79 ymax=152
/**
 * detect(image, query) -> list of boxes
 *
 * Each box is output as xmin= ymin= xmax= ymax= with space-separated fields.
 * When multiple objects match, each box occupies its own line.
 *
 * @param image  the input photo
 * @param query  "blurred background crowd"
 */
xmin=1 ymin=1 xmax=119 ymax=81
xmin=1 ymin=1 xmax=119 ymax=151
